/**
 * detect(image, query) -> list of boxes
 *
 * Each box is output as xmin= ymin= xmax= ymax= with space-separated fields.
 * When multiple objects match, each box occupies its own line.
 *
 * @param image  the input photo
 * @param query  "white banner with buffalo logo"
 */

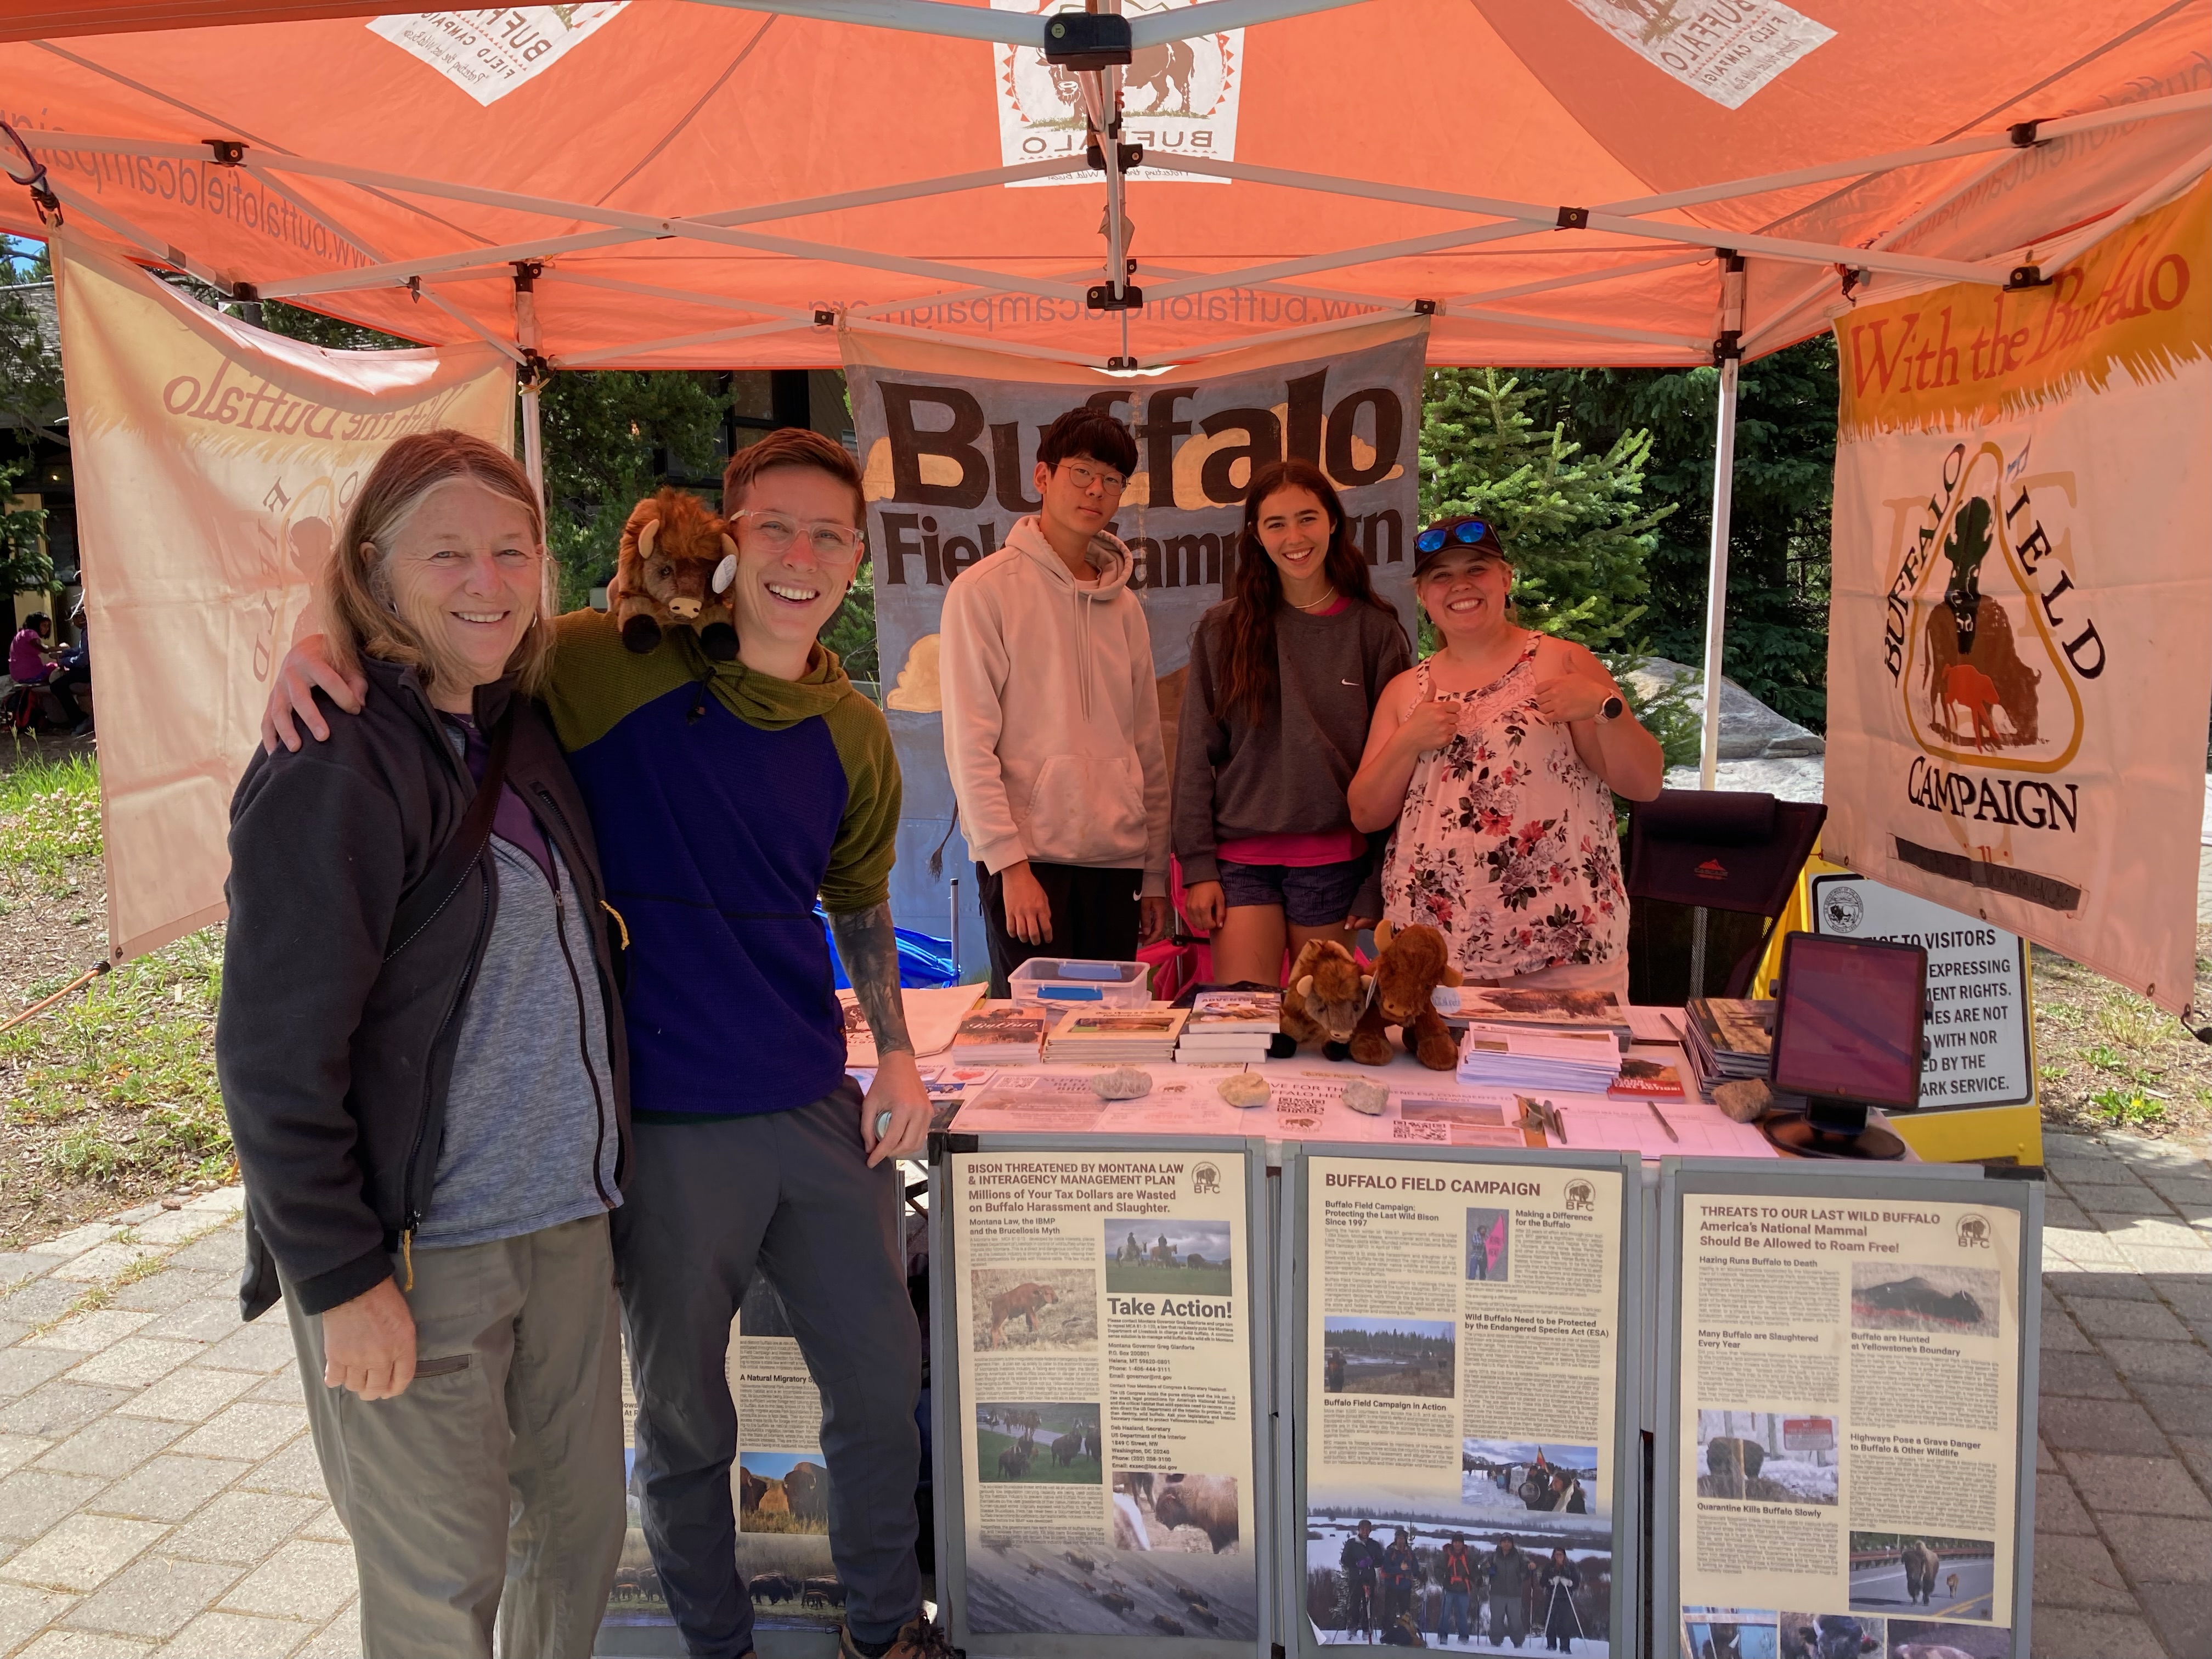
xmin=990 ymin=0 xmax=1244 ymax=184
xmin=1822 ymin=178 xmax=2212 ymax=1015
xmin=50 ymin=231 xmax=515 ymax=962
xmin=843 ymin=318 xmax=1424 ymax=970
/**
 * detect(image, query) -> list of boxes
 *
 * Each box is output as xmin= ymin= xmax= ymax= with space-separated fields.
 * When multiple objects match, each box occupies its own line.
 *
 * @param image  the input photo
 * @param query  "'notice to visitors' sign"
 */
xmin=1810 ymin=873 xmax=2032 ymax=1110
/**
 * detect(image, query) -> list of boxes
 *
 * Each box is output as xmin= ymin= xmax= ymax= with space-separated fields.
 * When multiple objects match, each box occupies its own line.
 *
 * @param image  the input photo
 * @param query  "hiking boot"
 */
xmin=838 ymin=1611 xmax=961 ymax=1659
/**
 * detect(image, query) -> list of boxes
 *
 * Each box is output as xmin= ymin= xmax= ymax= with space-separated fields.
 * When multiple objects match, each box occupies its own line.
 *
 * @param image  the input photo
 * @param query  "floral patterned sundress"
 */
xmin=1378 ymin=640 xmax=1627 ymax=980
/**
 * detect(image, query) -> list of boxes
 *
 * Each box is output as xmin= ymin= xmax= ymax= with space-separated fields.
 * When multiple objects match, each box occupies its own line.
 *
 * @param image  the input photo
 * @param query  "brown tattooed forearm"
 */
xmin=829 ymin=901 xmax=914 ymax=1057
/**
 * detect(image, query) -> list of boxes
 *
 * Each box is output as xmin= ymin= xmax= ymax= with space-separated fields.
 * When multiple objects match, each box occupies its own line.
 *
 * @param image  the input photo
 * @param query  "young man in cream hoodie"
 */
xmin=940 ymin=408 xmax=1172 ymax=994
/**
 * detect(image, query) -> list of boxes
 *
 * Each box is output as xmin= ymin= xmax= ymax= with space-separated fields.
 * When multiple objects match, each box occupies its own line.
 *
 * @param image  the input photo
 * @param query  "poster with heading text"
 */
xmin=1675 ymin=1193 xmax=2024 ymax=1659
xmin=948 ymin=1147 xmax=1260 ymax=1644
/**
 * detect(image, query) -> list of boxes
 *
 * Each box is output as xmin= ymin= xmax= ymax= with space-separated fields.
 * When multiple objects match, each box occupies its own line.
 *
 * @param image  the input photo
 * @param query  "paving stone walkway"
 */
xmin=0 ymin=1130 xmax=2205 ymax=1658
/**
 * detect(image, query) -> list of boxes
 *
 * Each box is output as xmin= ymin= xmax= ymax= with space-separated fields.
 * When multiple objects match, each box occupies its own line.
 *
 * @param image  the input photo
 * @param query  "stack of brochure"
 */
xmin=1175 ymin=989 xmax=1280 ymax=1064
xmin=1681 ymin=997 xmax=1775 ymax=1094
xmin=1431 ymin=985 xmax=1633 ymax=1050
xmin=945 ymin=1004 xmax=1051 ymax=1065
xmin=1045 ymin=1006 xmax=1189 ymax=1064
xmin=1455 ymin=1023 xmax=1622 ymax=1093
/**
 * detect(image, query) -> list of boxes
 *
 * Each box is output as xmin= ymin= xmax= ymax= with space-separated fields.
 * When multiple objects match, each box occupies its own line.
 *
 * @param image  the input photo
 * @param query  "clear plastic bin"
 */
xmin=1007 ymin=957 xmax=1152 ymax=1005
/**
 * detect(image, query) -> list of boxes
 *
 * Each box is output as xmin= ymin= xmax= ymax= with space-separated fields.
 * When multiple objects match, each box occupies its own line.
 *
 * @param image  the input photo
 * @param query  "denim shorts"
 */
xmin=1216 ymin=856 xmax=1369 ymax=927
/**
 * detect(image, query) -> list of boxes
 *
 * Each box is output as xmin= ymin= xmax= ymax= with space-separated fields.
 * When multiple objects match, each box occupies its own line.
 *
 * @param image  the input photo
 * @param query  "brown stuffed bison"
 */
xmin=617 ymin=488 xmax=739 ymax=659
xmin=1282 ymin=938 xmax=1374 ymax=1060
xmin=1365 ymin=918 xmax=1462 ymax=1070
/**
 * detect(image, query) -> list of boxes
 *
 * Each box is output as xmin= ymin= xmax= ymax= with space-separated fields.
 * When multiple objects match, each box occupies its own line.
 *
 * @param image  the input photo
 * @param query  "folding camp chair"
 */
xmin=1624 ymin=789 xmax=1827 ymax=1002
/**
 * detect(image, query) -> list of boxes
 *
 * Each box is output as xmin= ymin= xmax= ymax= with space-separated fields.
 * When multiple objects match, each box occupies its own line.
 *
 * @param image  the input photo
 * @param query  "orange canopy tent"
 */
xmin=3 ymin=0 xmax=2204 ymax=374
xmin=3 ymin=0 xmax=2207 ymax=776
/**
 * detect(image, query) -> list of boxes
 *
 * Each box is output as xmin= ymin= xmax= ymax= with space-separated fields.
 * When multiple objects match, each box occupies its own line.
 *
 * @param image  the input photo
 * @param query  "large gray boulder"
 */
xmin=1621 ymin=657 xmax=1825 ymax=760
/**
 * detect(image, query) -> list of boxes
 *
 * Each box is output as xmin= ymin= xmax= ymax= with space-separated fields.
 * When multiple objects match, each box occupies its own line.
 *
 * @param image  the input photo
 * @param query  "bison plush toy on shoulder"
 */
xmin=617 ymin=488 xmax=740 ymax=659
xmin=1367 ymin=918 xmax=1463 ymax=1070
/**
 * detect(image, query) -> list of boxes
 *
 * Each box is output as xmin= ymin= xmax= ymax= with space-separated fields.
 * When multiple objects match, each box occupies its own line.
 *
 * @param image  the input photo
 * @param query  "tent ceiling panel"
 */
xmin=2 ymin=0 xmax=2204 ymax=369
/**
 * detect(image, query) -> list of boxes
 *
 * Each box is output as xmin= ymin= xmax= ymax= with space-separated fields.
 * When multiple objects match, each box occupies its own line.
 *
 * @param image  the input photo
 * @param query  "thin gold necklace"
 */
xmin=1288 ymin=586 xmax=1338 ymax=612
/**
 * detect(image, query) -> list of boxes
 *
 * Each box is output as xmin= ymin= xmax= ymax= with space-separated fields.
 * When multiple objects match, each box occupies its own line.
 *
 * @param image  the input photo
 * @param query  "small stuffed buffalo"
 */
xmin=616 ymin=488 xmax=739 ymax=659
xmin=1367 ymin=918 xmax=1463 ymax=1070
xmin=1283 ymin=938 xmax=1374 ymax=1062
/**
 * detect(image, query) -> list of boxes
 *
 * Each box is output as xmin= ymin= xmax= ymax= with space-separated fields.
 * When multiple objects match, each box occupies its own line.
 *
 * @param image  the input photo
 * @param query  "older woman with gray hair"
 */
xmin=216 ymin=430 xmax=629 ymax=1658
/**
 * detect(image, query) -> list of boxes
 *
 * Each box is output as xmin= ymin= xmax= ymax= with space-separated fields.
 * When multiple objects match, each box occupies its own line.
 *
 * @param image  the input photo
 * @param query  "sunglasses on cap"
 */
xmin=1415 ymin=517 xmax=1495 ymax=555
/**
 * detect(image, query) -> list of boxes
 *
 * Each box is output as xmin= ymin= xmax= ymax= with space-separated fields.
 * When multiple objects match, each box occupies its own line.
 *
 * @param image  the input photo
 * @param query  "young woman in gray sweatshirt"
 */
xmin=1172 ymin=459 xmax=1412 ymax=984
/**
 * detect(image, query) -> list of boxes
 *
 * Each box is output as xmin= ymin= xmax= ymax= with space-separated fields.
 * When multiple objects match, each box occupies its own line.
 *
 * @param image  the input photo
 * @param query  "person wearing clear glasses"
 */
xmin=260 ymin=428 xmax=950 ymax=1659
xmin=220 ymin=431 xmax=630 ymax=1657
xmin=939 ymin=407 xmax=1173 ymax=993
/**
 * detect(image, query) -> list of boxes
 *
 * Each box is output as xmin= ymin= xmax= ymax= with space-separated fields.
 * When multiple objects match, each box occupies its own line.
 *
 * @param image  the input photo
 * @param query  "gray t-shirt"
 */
xmin=415 ymin=833 xmax=620 ymax=1248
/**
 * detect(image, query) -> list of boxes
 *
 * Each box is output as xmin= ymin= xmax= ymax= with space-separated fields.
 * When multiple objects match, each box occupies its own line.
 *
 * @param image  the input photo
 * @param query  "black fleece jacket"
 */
xmin=216 ymin=660 xmax=629 ymax=1321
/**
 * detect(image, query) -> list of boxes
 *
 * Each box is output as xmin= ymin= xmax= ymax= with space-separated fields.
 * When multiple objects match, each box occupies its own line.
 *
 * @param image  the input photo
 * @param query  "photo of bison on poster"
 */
xmin=1696 ymin=1412 xmax=1839 ymax=1505
xmin=1848 ymin=1533 xmax=1997 ymax=1622
xmin=968 ymin=1267 xmax=1099 ymax=1352
xmin=1104 ymin=1216 xmax=1235 ymax=1296
xmin=975 ymin=1403 xmax=1102 ymax=1485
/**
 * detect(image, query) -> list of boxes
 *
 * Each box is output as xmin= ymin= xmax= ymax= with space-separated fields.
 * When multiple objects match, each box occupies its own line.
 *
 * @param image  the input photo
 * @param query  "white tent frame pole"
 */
xmin=842 ymin=315 xmax=1117 ymax=370
xmin=24 ymin=133 xmax=1099 ymax=302
xmin=521 ymin=379 xmax=552 ymax=616
xmin=689 ymin=0 xmax=1372 ymax=46
xmin=552 ymin=314 xmax=818 ymax=368
xmin=1596 ymin=88 xmax=2212 ymax=217
xmin=1166 ymin=154 xmax=2008 ymax=284
xmin=1446 ymin=250 xmax=1709 ymax=307
xmin=2033 ymin=148 xmax=2212 ymax=271
xmin=536 ymin=269 xmax=817 ymax=320
xmin=1698 ymin=353 xmax=1740 ymax=795
xmin=1734 ymin=145 xmax=2030 ymax=357
xmin=1141 ymin=219 xmax=1547 ymax=300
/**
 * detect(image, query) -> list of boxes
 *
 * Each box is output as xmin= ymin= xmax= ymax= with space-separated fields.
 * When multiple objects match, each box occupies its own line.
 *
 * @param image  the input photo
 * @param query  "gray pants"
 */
xmin=282 ymin=1213 xmax=625 ymax=1659
xmin=613 ymin=1085 xmax=921 ymax=1656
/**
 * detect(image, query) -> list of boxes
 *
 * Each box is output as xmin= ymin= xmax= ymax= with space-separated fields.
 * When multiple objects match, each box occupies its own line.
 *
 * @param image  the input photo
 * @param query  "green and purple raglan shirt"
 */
xmin=539 ymin=609 xmax=899 ymax=1119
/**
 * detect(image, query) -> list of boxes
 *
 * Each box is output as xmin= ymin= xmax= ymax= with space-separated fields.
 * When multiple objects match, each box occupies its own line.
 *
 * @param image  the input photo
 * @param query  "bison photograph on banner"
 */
xmin=1822 ymin=179 xmax=2210 ymax=1013
xmin=842 ymin=318 xmax=1425 ymax=962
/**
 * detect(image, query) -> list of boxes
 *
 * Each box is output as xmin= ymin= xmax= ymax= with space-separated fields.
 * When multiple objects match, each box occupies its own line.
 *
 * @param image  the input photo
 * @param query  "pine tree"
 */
xmin=1526 ymin=336 xmax=1837 ymax=730
xmin=1418 ymin=366 xmax=1672 ymax=652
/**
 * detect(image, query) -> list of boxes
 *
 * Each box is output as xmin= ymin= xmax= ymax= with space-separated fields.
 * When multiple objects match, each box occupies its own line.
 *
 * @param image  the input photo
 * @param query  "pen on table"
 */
xmin=1645 ymin=1099 xmax=1680 ymax=1143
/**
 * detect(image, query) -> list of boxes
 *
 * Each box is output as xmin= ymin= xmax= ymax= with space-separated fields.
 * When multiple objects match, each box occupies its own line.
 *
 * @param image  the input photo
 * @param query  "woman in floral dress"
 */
xmin=1346 ymin=516 xmax=1663 ymax=1000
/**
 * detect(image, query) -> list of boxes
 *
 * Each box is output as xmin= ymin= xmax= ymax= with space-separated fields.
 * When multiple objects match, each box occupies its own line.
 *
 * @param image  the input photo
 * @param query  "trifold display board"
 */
xmin=1656 ymin=1160 xmax=2044 ymax=1659
xmin=1279 ymin=1144 xmax=1643 ymax=1656
xmin=930 ymin=1135 xmax=1273 ymax=1658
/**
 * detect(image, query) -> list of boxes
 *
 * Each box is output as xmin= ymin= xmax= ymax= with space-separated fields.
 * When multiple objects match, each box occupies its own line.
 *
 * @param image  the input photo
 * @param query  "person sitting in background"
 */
xmin=218 ymin=431 xmax=629 ymax=1658
xmin=939 ymin=407 xmax=1172 ymax=992
xmin=1172 ymin=459 xmax=1410 ymax=984
xmin=8 ymin=611 xmax=85 ymax=731
xmin=1346 ymin=517 xmax=1662 ymax=1004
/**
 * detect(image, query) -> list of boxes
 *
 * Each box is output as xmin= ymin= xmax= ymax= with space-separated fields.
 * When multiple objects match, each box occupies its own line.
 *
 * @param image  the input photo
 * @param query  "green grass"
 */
xmin=0 ymin=750 xmax=103 ymax=888
xmin=4 ymin=928 xmax=233 ymax=1187
xmin=0 ymin=750 xmax=234 ymax=1191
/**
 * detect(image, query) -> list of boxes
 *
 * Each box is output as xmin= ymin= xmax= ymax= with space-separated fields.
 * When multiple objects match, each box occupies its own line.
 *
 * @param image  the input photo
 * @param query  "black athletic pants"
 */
xmin=977 ymin=860 xmax=1142 ymax=997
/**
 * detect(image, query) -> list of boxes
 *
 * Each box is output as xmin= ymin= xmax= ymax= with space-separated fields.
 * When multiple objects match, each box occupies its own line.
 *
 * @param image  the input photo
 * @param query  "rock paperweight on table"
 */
xmin=1090 ymin=1066 xmax=1153 ymax=1101
xmin=1340 ymin=1078 xmax=1388 ymax=1116
xmin=1711 ymin=1079 xmax=1771 ymax=1122
xmin=1216 ymin=1074 xmax=1271 ymax=1109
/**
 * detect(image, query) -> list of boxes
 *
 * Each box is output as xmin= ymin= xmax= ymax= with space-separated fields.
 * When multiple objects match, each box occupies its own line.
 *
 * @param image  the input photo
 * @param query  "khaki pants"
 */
xmin=282 ymin=1212 xmax=625 ymax=1659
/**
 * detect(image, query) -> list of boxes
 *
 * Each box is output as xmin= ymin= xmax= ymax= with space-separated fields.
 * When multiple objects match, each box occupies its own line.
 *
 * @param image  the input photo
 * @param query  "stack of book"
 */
xmin=1431 ymin=985 xmax=1633 ymax=1051
xmin=1045 ymin=1006 xmax=1189 ymax=1065
xmin=1681 ymin=997 xmax=1775 ymax=1095
xmin=946 ymin=1004 xmax=1051 ymax=1065
xmin=1175 ymin=989 xmax=1281 ymax=1064
xmin=1607 ymin=1057 xmax=1688 ymax=1101
xmin=1455 ymin=1023 xmax=1622 ymax=1093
